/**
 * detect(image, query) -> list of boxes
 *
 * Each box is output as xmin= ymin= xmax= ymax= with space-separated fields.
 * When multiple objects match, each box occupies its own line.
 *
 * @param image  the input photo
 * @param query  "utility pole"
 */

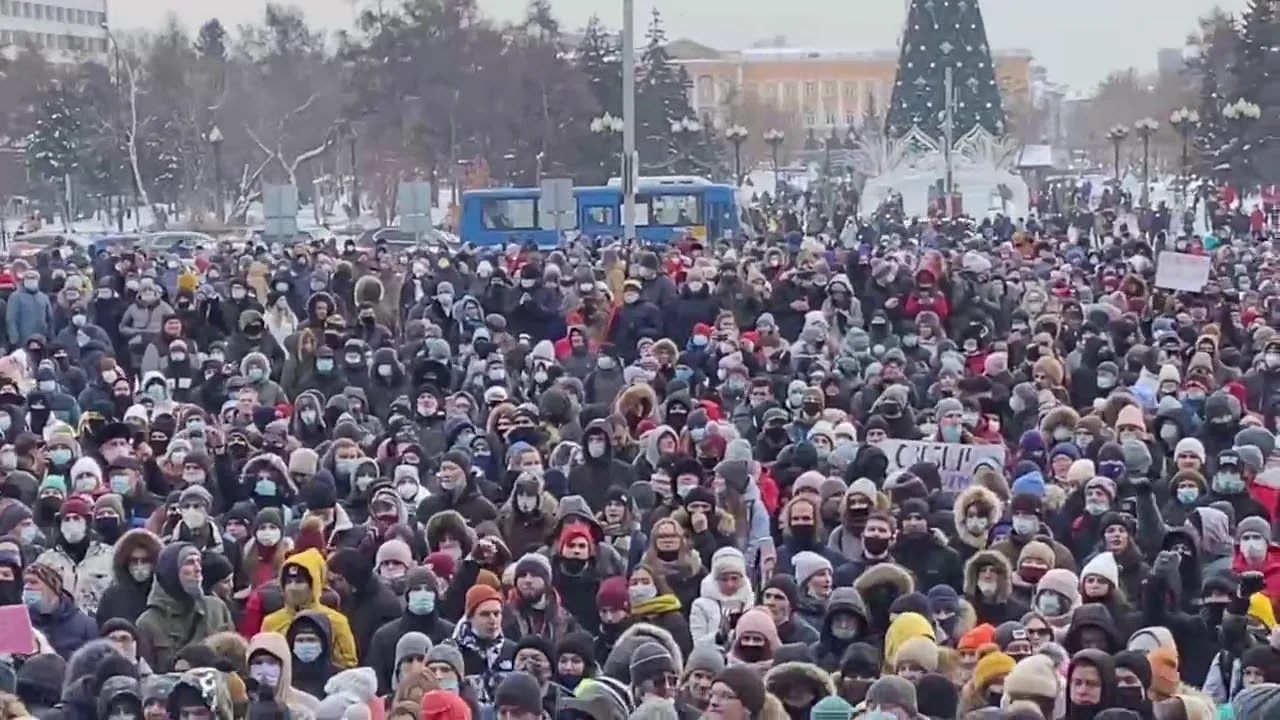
xmin=943 ymin=66 xmax=955 ymax=219
xmin=622 ymin=0 xmax=637 ymax=241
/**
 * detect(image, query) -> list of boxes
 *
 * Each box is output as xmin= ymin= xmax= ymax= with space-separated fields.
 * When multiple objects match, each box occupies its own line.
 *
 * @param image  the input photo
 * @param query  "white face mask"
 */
xmin=1242 ymin=538 xmax=1268 ymax=561
xmin=977 ymin=579 xmax=999 ymax=596
xmin=397 ymin=482 xmax=419 ymax=500
xmin=256 ymin=527 xmax=282 ymax=547
xmin=587 ymin=440 xmax=606 ymax=458
xmin=60 ymin=519 xmax=87 ymax=543
xmin=181 ymin=507 xmax=207 ymax=529
xmin=516 ymin=495 xmax=538 ymax=513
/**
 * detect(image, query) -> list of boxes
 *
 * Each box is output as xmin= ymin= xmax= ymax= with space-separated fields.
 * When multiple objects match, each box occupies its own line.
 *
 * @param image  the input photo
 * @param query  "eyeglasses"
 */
xmin=1027 ymin=627 xmax=1052 ymax=639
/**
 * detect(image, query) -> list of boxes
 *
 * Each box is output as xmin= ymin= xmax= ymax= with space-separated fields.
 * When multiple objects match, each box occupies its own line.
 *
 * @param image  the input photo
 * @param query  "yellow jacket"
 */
xmin=261 ymin=548 xmax=358 ymax=668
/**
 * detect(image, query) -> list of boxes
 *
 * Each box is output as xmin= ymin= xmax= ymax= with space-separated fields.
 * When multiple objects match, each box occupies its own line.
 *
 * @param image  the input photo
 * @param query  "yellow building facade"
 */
xmin=669 ymin=44 xmax=1034 ymax=133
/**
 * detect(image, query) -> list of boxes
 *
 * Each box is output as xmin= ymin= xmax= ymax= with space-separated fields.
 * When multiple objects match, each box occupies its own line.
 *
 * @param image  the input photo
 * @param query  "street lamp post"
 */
xmin=1223 ymin=99 xmax=1262 ymax=184
xmin=348 ymin=120 xmax=363 ymax=217
xmin=590 ymin=114 xmax=625 ymax=158
xmin=763 ymin=128 xmax=785 ymax=196
xmin=670 ymin=117 xmax=702 ymax=170
xmin=1106 ymin=125 xmax=1129 ymax=182
xmin=724 ymin=124 xmax=748 ymax=186
xmin=1169 ymin=107 xmax=1199 ymax=212
xmin=208 ymin=125 xmax=224 ymax=224
xmin=1134 ymin=118 xmax=1160 ymax=210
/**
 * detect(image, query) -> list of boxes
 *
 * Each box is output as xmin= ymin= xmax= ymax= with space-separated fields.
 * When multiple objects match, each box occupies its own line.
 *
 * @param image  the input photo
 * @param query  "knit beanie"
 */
xmin=1080 ymin=552 xmax=1120 ymax=588
xmin=957 ymin=624 xmax=997 ymax=652
xmin=629 ymin=642 xmax=677 ymax=686
xmin=493 ymin=672 xmax=542 ymax=715
xmin=893 ymin=636 xmax=938 ymax=673
xmin=973 ymin=651 xmax=1016 ymax=692
xmin=424 ymin=644 xmax=465 ymax=678
xmin=596 ymin=576 xmax=629 ymax=612
xmin=913 ymin=673 xmax=959 ymax=720
xmin=1237 ymin=515 xmax=1273 ymax=542
xmin=713 ymin=666 xmax=765 ymax=715
xmin=464 ymin=584 xmax=502 ymax=618
xmin=792 ymin=551 xmax=833 ymax=587
xmin=808 ymin=695 xmax=854 ymax=720
xmin=865 ymin=676 xmax=917 ymax=715
xmin=682 ymin=644 xmax=726 ymax=682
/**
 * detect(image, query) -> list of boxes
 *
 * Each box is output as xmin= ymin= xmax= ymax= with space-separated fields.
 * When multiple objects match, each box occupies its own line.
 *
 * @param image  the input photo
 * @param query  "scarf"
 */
xmin=631 ymin=593 xmax=682 ymax=617
xmin=451 ymin=618 xmax=507 ymax=702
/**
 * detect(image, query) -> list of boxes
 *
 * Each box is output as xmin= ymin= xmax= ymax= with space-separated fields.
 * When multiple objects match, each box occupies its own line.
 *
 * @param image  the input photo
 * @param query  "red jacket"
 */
xmin=1233 ymin=544 xmax=1280 ymax=606
xmin=904 ymin=292 xmax=950 ymax=325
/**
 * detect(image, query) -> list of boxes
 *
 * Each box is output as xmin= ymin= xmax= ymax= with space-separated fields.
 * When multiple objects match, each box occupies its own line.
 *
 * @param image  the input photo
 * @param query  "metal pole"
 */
xmin=1113 ymin=140 xmax=1120 ymax=181
xmin=622 ymin=0 xmax=637 ymax=241
xmin=213 ymin=141 xmax=223 ymax=223
xmin=733 ymin=142 xmax=741 ymax=187
xmin=943 ymin=67 xmax=954 ymax=219
xmin=1142 ymin=134 xmax=1151 ymax=209
xmin=350 ymin=135 xmax=360 ymax=215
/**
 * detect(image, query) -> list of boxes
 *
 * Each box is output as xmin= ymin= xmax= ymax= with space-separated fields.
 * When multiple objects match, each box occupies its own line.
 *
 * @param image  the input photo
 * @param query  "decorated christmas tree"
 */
xmin=885 ymin=0 xmax=1006 ymax=140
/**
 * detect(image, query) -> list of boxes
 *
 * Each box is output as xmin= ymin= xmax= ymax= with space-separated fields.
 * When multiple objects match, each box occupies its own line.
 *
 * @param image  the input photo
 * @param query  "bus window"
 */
xmin=481 ymin=198 xmax=537 ymax=229
xmin=584 ymin=206 xmax=615 ymax=225
xmin=634 ymin=202 xmax=651 ymax=226
xmin=650 ymin=194 xmax=702 ymax=226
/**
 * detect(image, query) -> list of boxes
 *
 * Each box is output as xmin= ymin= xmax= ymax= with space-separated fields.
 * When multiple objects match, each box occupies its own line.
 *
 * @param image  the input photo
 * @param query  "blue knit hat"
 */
xmin=809 ymin=696 xmax=854 ymax=720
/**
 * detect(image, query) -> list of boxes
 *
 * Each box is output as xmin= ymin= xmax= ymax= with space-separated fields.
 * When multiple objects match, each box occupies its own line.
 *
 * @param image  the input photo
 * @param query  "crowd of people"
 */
xmin=0 ymin=220 xmax=1275 ymax=720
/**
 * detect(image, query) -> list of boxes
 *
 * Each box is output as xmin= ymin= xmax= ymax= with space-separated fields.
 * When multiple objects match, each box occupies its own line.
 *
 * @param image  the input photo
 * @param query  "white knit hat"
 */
xmin=1080 ymin=552 xmax=1119 ymax=588
xmin=1175 ymin=437 xmax=1207 ymax=463
xmin=792 ymin=550 xmax=833 ymax=587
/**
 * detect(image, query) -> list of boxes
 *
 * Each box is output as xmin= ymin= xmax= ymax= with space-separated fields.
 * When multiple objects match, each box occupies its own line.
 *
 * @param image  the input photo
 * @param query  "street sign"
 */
xmin=397 ymin=180 xmax=433 ymax=237
xmin=539 ymin=177 xmax=575 ymax=232
xmin=263 ymin=184 xmax=298 ymax=239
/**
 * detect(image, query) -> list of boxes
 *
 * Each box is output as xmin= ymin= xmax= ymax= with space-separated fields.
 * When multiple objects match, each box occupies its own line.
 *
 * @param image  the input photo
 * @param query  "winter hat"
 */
xmin=514 ymin=552 xmax=553 ymax=584
xmin=1036 ymin=569 xmax=1081 ymax=606
xmin=375 ymin=539 xmax=414 ymax=569
xmin=926 ymin=585 xmax=959 ymax=615
xmin=1067 ymin=459 xmax=1095 ymax=486
xmin=1080 ymin=552 xmax=1119 ymax=587
xmin=973 ymin=651 xmax=1016 ymax=691
xmin=289 ymin=449 xmax=319 ymax=477
xmin=914 ymin=674 xmax=959 ymax=720
xmin=1018 ymin=541 xmax=1056 ymax=569
xmin=792 ymin=551 xmax=833 ymax=587
xmin=1003 ymin=654 xmax=1059 ymax=700
xmin=1237 ymin=515 xmax=1273 ymax=542
xmin=58 ymin=494 xmax=92 ymax=519
xmin=94 ymin=493 xmax=125 ymax=520
xmin=301 ymin=473 xmax=338 ymax=511
xmin=994 ymin=621 xmax=1030 ymax=652
xmin=514 ymin=636 xmax=554 ymax=669
xmin=395 ymin=632 xmax=432 ymax=670
xmin=713 ymin=666 xmax=766 ymax=715
xmin=889 ymin=591 xmax=932 ymax=618
xmin=630 ymin=641 xmax=678 ymax=686
xmin=424 ymin=644 xmax=465 ymax=679
xmin=793 ymin=471 xmax=825 ymax=497
xmin=732 ymin=607 xmax=781 ymax=650
xmin=1112 ymin=650 xmax=1153 ymax=691
xmin=682 ymin=644 xmax=725 ymax=681
xmin=1174 ymin=437 xmax=1206 ymax=463
xmin=1240 ymin=645 xmax=1280 ymax=682
xmin=893 ymin=636 xmax=938 ymax=672
xmin=764 ymin=574 xmax=800 ymax=607
xmin=1084 ymin=476 xmax=1117 ymax=503
xmin=1010 ymin=492 xmax=1043 ymax=518
xmin=464 ymin=584 xmax=502 ymax=617
xmin=865 ymin=675 xmax=917 ymax=715
xmin=1049 ymin=443 xmax=1080 ymax=462
xmin=596 ymin=576 xmax=629 ymax=611
xmin=493 ymin=672 xmax=543 ymax=715
xmin=809 ymin=696 xmax=855 ymax=720
xmin=1010 ymin=470 xmax=1046 ymax=498
xmin=1237 ymin=427 xmax=1277 ymax=458
xmin=1115 ymin=405 xmax=1146 ymax=432
xmin=847 ymin=477 xmax=878 ymax=500
xmin=710 ymin=547 xmax=747 ymax=579
xmin=957 ymin=624 xmax=997 ymax=651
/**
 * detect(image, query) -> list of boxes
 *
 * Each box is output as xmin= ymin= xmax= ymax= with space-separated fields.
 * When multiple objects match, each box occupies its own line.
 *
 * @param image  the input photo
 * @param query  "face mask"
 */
xmin=397 ymin=480 xmax=419 ymax=500
xmin=1159 ymin=425 xmax=1179 ymax=444
xmin=516 ymin=495 xmax=539 ymax=513
xmin=534 ymin=369 xmax=548 ymax=384
xmin=18 ymin=524 xmax=38 ymax=545
xmin=587 ymin=440 xmax=606 ymax=458
xmin=1036 ymin=593 xmax=1063 ymax=616
xmin=408 ymin=589 xmax=436 ymax=615
xmin=130 ymin=563 xmax=153 ymax=583
xmin=250 ymin=663 xmax=282 ymax=687
xmin=257 ymin=527 xmax=282 ymax=546
xmin=356 ymin=474 xmax=377 ymax=491
xmin=1177 ymin=486 xmax=1199 ymax=505
xmin=1012 ymin=516 xmax=1038 ymax=536
xmin=628 ymin=584 xmax=657 ymax=605
xmin=1214 ymin=473 xmax=1245 ymax=494
xmin=294 ymin=641 xmax=323 ymax=663
xmin=377 ymin=365 xmax=393 ymax=378
xmin=1097 ymin=375 xmax=1116 ymax=390
xmin=60 ymin=519 xmax=87 ymax=543
xmin=1085 ymin=499 xmax=1109 ymax=516
xmin=316 ymin=358 xmax=334 ymax=373
xmin=940 ymin=424 xmax=962 ymax=442
xmin=22 ymin=589 xmax=43 ymax=609
xmin=965 ymin=517 xmax=989 ymax=536
xmin=830 ymin=626 xmax=857 ymax=641
xmin=50 ymin=448 xmax=72 ymax=466
xmin=74 ymin=475 xmax=98 ymax=493
xmin=181 ymin=507 xmax=207 ymax=529
xmin=0 ymin=452 xmax=14 ymax=471
xmin=863 ymin=536 xmax=890 ymax=555
xmin=978 ymin=579 xmax=999 ymax=596
xmin=255 ymin=479 xmax=277 ymax=497
xmin=1242 ymin=538 xmax=1268 ymax=560
xmin=38 ymin=380 xmax=55 ymax=393
xmin=335 ymin=459 xmax=359 ymax=478
xmin=110 ymin=474 xmax=132 ymax=494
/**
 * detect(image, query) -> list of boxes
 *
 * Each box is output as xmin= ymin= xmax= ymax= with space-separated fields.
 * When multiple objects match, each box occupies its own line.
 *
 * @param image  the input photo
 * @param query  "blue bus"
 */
xmin=459 ymin=177 xmax=743 ymax=247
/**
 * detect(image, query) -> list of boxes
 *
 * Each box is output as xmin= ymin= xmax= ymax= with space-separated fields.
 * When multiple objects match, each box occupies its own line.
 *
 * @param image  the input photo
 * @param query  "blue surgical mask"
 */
xmin=110 ymin=475 xmax=132 ymax=495
xmin=440 ymin=678 xmax=459 ymax=694
xmin=407 ymin=589 xmax=436 ymax=615
xmin=248 ymin=368 xmax=265 ymax=382
xmin=335 ymin=459 xmax=359 ymax=478
xmin=1177 ymin=486 xmax=1199 ymax=505
xmin=21 ymin=589 xmax=43 ymax=609
xmin=293 ymin=641 xmax=323 ymax=663
xmin=316 ymin=359 xmax=334 ymax=373
xmin=50 ymin=448 xmax=72 ymax=466
xmin=255 ymin=479 xmax=277 ymax=497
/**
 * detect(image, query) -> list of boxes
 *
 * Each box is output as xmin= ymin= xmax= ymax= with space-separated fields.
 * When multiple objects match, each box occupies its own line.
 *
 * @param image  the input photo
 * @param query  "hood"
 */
xmin=964 ymin=550 xmax=1012 ymax=602
xmin=287 ymin=609 xmax=335 ymax=655
xmin=111 ymin=528 xmax=163 ymax=585
xmin=822 ymin=586 xmax=869 ymax=639
xmin=1064 ymin=603 xmax=1121 ymax=654
xmin=852 ymin=562 xmax=915 ymax=599
xmin=355 ymin=275 xmax=384 ymax=305
xmin=953 ymin=485 xmax=1001 ymax=549
xmin=641 ymin=425 xmax=679 ymax=467
xmin=248 ymin=632 xmax=293 ymax=695
xmin=97 ymin=677 xmax=142 ymax=720
xmin=1189 ymin=506 xmax=1233 ymax=557
xmin=763 ymin=661 xmax=835 ymax=698
xmin=170 ymin=667 xmax=233 ymax=720
xmin=324 ymin=666 xmax=378 ymax=702
xmin=698 ymin=570 xmax=755 ymax=606
xmin=242 ymin=454 xmax=295 ymax=494
xmin=424 ymin=509 xmax=475 ymax=551
xmin=280 ymin=548 xmax=327 ymax=606
xmin=883 ymin=612 xmax=936 ymax=672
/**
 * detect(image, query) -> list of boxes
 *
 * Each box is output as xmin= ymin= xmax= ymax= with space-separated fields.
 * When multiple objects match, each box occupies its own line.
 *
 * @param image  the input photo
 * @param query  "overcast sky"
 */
xmin=112 ymin=0 xmax=1247 ymax=91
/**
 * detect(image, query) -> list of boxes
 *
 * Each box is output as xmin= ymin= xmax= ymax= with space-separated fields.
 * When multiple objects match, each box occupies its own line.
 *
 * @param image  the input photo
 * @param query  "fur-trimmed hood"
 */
xmin=354 ymin=276 xmax=384 ymax=306
xmin=608 ymin=620 xmax=685 ymax=676
xmin=964 ymin=550 xmax=1013 ymax=602
xmin=853 ymin=562 xmax=916 ymax=600
xmin=111 ymin=528 xmax=162 ymax=585
xmin=1040 ymin=406 xmax=1080 ymax=442
xmin=243 ymin=453 xmax=296 ymax=494
xmin=952 ymin=484 xmax=1001 ymax=550
xmin=424 ymin=509 xmax=475 ymax=552
xmin=763 ymin=661 xmax=835 ymax=698
xmin=615 ymin=383 xmax=657 ymax=422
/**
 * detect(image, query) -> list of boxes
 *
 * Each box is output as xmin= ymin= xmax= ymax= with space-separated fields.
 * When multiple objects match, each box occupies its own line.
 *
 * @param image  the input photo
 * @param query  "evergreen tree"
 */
xmin=1188 ymin=9 xmax=1237 ymax=176
xmin=886 ymin=0 xmax=1005 ymax=140
xmin=577 ymin=15 xmax=621 ymax=118
xmin=1226 ymin=0 xmax=1280 ymax=184
xmin=637 ymin=8 xmax=697 ymax=169
xmin=26 ymin=88 xmax=82 ymax=184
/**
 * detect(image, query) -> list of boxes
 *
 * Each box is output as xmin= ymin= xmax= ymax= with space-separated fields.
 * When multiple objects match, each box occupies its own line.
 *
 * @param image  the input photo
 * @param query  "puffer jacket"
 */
xmin=261 ymin=548 xmax=359 ymax=668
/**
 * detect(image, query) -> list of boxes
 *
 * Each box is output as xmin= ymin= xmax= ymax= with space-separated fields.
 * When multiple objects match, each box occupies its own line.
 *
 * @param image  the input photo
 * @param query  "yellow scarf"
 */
xmin=632 ymin=593 xmax=682 ymax=617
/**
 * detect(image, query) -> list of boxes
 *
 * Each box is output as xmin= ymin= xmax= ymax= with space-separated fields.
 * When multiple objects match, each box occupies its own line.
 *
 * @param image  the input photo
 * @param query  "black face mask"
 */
xmin=790 ymin=524 xmax=817 ymax=548
xmin=558 ymin=557 xmax=588 ymax=576
xmin=802 ymin=401 xmax=822 ymax=416
xmin=862 ymin=536 xmax=890 ymax=556
xmin=1114 ymin=686 xmax=1150 ymax=714
xmin=666 ymin=412 xmax=687 ymax=433
xmin=94 ymin=516 xmax=123 ymax=544
xmin=1201 ymin=602 xmax=1227 ymax=629
xmin=245 ymin=323 xmax=264 ymax=337
xmin=655 ymin=549 xmax=679 ymax=562
xmin=985 ymin=691 xmax=1003 ymax=708
xmin=735 ymin=645 xmax=768 ymax=663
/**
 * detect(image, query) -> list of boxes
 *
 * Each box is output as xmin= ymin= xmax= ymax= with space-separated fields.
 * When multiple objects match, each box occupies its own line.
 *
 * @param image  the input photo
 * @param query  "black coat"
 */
xmin=368 ymin=610 xmax=456 ymax=694
xmin=345 ymin=578 xmax=404 ymax=661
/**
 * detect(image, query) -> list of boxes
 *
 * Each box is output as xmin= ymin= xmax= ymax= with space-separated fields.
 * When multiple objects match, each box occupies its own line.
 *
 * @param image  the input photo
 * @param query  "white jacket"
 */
xmin=34 ymin=541 xmax=113 ymax=616
xmin=689 ymin=571 xmax=756 ymax=648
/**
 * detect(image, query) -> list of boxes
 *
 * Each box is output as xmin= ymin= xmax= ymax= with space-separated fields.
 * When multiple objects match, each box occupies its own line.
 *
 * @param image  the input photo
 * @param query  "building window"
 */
xmin=784 ymin=82 xmax=797 ymax=102
xmin=22 ymin=2 xmax=30 ymax=18
xmin=803 ymin=81 xmax=817 ymax=101
xmin=842 ymin=81 xmax=857 ymax=99
xmin=825 ymin=111 xmax=838 ymax=127
xmin=0 ymin=1 xmax=8 ymax=15
xmin=844 ymin=110 xmax=857 ymax=127
xmin=822 ymin=80 xmax=836 ymax=98
xmin=31 ymin=2 xmax=39 ymax=18
xmin=760 ymin=82 xmax=776 ymax=100
xmin=803 ymin=111 xmax=816 ymax=127
xmin=696 ymin=75 xmax=715 ymax=104
xmin=0 ymin=31 xmax=9 ymax=44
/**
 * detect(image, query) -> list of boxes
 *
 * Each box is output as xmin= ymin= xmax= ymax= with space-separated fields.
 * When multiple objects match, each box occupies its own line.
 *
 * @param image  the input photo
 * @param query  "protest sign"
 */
xmin=1154 ymin=251 xmax=1211 ymax=293
xmin=877 ymin=439 xmax=1006 ymax=492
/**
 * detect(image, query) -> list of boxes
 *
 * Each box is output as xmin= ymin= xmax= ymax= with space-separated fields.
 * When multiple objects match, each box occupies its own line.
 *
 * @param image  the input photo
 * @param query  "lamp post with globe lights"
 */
xmin=670 ymin=117 xmax=702 ymax=171
xmin=1106 ymin=125 xmax=1129 ymax=182
xmin=724 ymin=124 xmax=748 ymax=186
xmin=763 ymin=128 xmax=785 ymax=196
xmin=1134 ymin=118 xmax=1159 ymax=209
xmin=590 ymin=113 xmax=624 ymax=178
xmin=207 ymin=125 xmax=224 ymax=224
xmin=1223 ymin=99 xmax=1261 ymax=183
xmin=1169 ymin=107 xmax=1199 ymax=210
